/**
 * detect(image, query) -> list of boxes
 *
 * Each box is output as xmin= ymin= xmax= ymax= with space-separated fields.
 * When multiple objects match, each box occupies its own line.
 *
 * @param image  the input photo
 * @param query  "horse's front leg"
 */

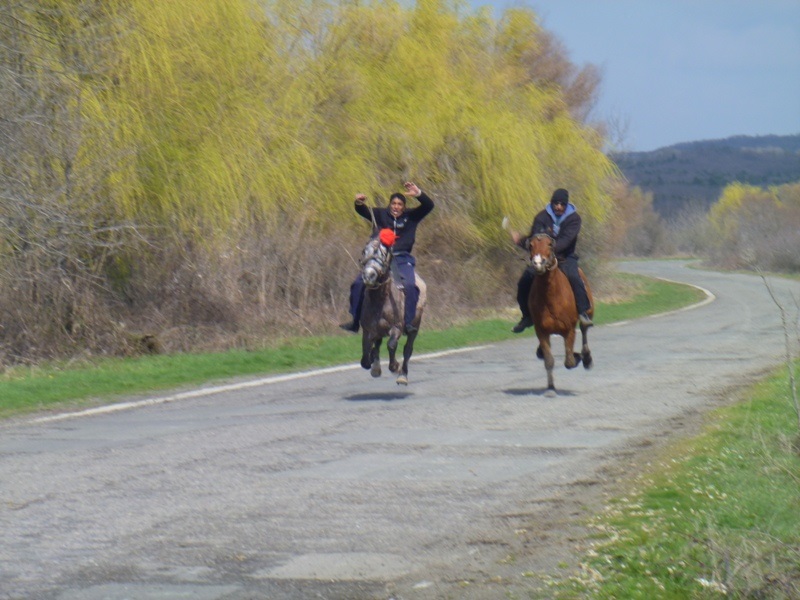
xmin=361 ymin=331 xmax=382 ymax=376
xmin=563 ymin=328 xmax=581 ymax=369
xmin=537 ymin=333 xmax=556 ymax=396
xmin=370 ymin=337 xmax=383 ymax=378
xmin=360 ymin=331 xmax=374 ymax=370
xmin=579 ymin=323 xmax=593 ymax=370
xmin=387 ymin=326 xmax=401 ymax=374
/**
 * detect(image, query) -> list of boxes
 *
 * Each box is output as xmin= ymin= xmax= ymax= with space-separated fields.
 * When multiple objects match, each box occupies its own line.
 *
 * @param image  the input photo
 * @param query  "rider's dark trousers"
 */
xmin=394 ymin=253 xmax=419 ymax=328
xmin=516 ymin=256 xmax=591 ymax=317
xmin=348 ymin=275 xmax=366 ymax=325
xmin=348 ymin=253 xmax=419 ymax=329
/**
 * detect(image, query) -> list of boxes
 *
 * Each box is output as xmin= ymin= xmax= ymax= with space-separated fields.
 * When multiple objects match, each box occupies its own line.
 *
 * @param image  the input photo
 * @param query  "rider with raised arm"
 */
xmin=340 ymin=181 xmax=434 ymax=335
xmin=509 ymin=188 xmax=593 ymax=333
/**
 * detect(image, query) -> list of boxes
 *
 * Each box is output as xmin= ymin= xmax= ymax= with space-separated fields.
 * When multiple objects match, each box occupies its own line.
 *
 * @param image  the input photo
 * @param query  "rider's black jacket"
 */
xmin=354 ymin=192 xmax=434 ymax=254
xmin=520 ymin=209 xmax=582 ymax=260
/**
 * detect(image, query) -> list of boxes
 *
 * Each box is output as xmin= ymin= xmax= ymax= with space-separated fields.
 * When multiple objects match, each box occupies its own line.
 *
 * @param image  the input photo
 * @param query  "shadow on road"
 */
xmin=504 ymin=387 xmax=579 ymax=397
xmin=345 ymin=392 xmax=413 ymax=402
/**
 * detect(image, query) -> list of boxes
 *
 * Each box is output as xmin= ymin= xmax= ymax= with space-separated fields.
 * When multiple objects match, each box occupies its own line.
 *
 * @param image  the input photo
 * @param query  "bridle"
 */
xmin=529 ymin=233 xmax=558 ymax=273
xmin=361 ymin=238 xmax=393 ymax=289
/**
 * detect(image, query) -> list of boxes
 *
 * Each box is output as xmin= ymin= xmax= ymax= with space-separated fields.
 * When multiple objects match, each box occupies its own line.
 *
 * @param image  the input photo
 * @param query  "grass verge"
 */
xmin=542 ymin=365 xmax=800 ymax=599
xmin=0 ymin=272 xmax=706 ymax=419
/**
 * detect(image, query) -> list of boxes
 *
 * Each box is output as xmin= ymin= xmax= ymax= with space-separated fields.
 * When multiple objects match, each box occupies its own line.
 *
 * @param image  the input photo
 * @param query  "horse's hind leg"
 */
xmin=396 ymin=329 xmax=418 ymax=386
xmin=580 ymin=324 xmax=593 ymax=370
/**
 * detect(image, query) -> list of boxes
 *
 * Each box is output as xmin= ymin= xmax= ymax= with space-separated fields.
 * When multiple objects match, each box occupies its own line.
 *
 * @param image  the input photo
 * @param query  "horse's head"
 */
xmin=360 ymin=234 xmax=393 ymax=288
xmin=529 ymin=233 xmax=557 ymax=274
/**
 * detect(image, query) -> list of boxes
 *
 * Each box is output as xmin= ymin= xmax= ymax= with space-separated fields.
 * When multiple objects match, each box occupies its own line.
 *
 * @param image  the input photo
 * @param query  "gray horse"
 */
xmin=358 ymin=237 xmax=426 ymax=385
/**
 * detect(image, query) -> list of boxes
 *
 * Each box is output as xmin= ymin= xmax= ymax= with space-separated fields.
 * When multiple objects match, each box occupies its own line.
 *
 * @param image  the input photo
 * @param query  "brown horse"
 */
xmin=528 ymin=233 xmax=593 ymax=395
xmin=358 ymin=236 xmax=426 ymax=385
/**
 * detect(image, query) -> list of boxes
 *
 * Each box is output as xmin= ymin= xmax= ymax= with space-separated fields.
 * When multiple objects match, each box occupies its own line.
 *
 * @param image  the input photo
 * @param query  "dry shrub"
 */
xmin=421 ymin=250 xmax=517 ymax=328
xmin=604 ymin=180 xmax=670 ymax=257
xmin=113 ymin=214 xmax=361 ymax=353
xmin=0 ymin=260 xmax=128 ymax=364
xmin=705 ymin=529 xmax=800 ymax=599
xmin=664 ymin=204 xmax=715 ymax=257
xmin=754 ymin=206 xmax=800 ymax=272
xmin=705 ymin=182 xmax=800 ymax=272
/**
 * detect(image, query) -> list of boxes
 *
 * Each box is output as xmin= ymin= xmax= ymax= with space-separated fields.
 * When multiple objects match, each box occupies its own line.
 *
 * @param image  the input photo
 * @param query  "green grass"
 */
xmin=543 ymin=367 xmax=800 ymax=599
xmin=0 ymin=273 xmax=704 ymax=418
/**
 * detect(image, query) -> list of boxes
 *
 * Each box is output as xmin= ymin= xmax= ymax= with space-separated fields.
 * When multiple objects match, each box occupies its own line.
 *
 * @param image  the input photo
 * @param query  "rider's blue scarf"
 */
xmin=546 ymin=203 xmax=576 ymax=236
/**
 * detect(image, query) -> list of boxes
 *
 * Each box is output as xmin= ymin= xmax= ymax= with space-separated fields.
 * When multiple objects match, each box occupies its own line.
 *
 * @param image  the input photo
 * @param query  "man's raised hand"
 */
xmin=403 ymin=182 xmax=421 ymax=197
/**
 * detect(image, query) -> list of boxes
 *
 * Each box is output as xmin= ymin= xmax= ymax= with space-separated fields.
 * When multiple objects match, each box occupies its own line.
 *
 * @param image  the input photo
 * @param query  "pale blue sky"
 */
xmin=469 ymin=0 xmax=800 ymax=151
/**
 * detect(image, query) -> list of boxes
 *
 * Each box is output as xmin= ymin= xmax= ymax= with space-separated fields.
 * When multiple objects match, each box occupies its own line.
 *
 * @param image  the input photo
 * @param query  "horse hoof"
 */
xmin=536 ymin=345 xmax=544 ymax=360
xmin=396 ymin=375 xmax=408 ymax=386
xmin=360 ymin=359 xmax=371 ymax=370
xmin=583 ymin=354 xmax=593 ymax=370
xmin=371 ymin=366 xmax=381 ymax=378
xmin=544 ymin=388 xmax=557 ymax=398
xmin=389 ymin=362 xmax=400 ymax=374
xmin=565 ymin=353 xmax=582 ymax=370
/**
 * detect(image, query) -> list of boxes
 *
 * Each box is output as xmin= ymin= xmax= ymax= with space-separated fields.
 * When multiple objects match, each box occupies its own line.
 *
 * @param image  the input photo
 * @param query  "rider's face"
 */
xmin=551 ymin=201 xmax=566 ymax=217
xmin=389 ymin=198 xmax=405 ymax=218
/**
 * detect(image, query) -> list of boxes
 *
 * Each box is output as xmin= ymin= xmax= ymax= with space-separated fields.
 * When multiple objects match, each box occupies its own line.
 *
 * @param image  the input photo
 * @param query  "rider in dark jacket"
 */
xmin=510 ymin=188 xmax=593 ymax=332
xmin=340 ymin=181 xmax=434 ymax=334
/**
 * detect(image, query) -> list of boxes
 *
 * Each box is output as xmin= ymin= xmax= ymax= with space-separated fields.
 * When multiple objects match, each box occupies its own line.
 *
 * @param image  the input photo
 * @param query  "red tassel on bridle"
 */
xmin=379 ymin=228 xmax=396 ymax=247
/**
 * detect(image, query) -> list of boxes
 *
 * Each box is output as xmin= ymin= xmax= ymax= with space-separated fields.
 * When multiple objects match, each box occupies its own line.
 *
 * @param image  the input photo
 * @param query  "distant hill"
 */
xmin=610 ymin=134 xmax=800 ymax=218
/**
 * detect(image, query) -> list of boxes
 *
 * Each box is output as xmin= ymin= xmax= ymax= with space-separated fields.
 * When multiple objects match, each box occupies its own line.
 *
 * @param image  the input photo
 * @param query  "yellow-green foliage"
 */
xmin=706 ymin=181 xmax=800 ymax=271
xmin=707 ymin=182 xmax=778 ymax=240
xmin=25 ymin=0 xmax=618 ymax=244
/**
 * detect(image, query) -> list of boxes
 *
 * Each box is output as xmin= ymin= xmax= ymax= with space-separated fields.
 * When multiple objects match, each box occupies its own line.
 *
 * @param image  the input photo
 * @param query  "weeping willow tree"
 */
xmin=0 ymin=0 xmax=620 ymax=362
xmin=11 ymin=0 xmax=616 ymax=237
xmin=73 ymin=0 xmax=616 ymax=233
xmin=306 ymin=1 xmax=617 ymax=239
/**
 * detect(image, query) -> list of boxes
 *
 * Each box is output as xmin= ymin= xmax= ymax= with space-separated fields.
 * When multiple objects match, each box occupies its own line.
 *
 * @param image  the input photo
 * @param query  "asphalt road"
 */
xmin=1 ymin=261 xmax=798 ymax=600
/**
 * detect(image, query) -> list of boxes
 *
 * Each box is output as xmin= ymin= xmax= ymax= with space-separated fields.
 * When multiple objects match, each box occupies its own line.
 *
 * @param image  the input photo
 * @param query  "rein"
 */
xmin=366 ymin=196 xmax=379 ymax=234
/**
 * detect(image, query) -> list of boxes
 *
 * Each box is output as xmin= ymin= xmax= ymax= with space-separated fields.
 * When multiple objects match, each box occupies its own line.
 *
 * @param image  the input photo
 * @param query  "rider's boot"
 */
xmin=512 ymin=315 xmax=533 ymax=333
xmin=339 ymin=319 xmax=359 ymax=333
